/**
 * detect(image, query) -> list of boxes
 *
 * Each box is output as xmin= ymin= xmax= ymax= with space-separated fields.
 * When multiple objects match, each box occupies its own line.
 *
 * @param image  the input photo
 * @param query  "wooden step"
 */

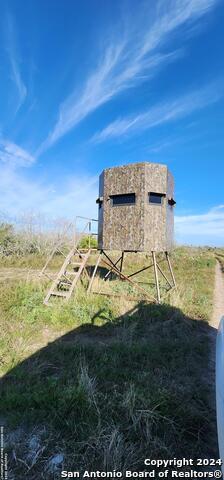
xmin=51 ymin=291 xmax=69 ymax=298
xmin=64 ymin=271 xmax=78 ymax=276
xmin=43 ymin=248 xmax=91 ymax=305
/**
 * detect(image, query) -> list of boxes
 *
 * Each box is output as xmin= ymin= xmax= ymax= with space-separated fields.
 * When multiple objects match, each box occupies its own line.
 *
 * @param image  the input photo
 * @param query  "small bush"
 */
xmin=0 ymin=223 xmax=16 ymax=255
xmin=78 ymin=235 xmax=98 ymax=249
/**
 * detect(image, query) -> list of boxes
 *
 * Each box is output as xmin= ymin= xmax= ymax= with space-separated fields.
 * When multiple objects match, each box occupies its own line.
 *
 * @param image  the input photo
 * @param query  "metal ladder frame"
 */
xmin=41 ymin=216 xmax=98 ymax=306
xmin=43 ymin=248 xmax=91 ymax=305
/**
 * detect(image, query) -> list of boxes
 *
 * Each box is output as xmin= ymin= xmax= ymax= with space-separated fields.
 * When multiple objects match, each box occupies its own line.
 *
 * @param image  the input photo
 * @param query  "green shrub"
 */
xmin=78 ymin=235 xmax=98 ymax=249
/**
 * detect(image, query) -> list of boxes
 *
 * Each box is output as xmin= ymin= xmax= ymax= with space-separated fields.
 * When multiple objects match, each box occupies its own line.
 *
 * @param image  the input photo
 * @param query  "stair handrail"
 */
xmin=40 ymin=216 xmax=98 ymax=278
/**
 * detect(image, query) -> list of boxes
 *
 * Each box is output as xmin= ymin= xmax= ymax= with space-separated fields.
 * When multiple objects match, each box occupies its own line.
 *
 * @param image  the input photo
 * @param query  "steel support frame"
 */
xmin=87 ymin=250 xmax=176 ymax=304
xmin=103 ymin=251 xmax=124 ymax=281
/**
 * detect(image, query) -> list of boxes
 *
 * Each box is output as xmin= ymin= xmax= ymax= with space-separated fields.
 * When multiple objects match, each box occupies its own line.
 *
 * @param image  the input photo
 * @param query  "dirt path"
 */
xmin=211 ymin=260 xmax=224 ymax=329
xmin=0 ymin=267 xmax=46 ymax=281
xmin=208 ymin=260 xmax=224 ymax=369
xmin=206 ymin=260 xmax=224 ymax=458
xmin=0 ymin=267 xmax=39 ymax=281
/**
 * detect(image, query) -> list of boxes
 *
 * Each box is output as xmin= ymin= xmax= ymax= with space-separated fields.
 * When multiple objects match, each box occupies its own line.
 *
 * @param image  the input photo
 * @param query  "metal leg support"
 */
xmin=152 ymin=251 xmax=161 ymax=303
xmin=87 ymin=251 xmax=102 ymax=294
xmin=165 ymin=251 xmax=176 ymax=287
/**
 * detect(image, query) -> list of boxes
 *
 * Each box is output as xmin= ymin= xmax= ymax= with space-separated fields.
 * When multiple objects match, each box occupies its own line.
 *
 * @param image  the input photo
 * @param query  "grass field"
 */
xmin=0 ymin=247 xmax=220 ymax=479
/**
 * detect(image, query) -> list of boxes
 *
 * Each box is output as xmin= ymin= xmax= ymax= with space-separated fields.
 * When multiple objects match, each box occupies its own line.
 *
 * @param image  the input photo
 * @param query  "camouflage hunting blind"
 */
xmin=97 ymin=162 xmax=176 ymax=253
xmin=42 ymin=161 xmax=176 ymax=306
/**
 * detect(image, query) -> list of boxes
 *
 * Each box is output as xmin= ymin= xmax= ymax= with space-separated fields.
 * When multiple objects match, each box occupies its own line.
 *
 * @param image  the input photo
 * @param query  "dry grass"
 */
xmin=0 ymin=246 xmax=219 ymax=479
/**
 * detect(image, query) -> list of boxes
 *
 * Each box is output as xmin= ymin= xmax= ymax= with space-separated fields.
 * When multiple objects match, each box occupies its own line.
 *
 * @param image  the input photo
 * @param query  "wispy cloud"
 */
xmin=0 ymin=168 xmax=98 ymax=220
xmin=175 ymin=205 xmax=224 ymax=245
xmin=92 ymin=82 xmax=223 ymax=142
xmin=148 ymin=137 xmax=183 ymax=153
xmin=38 ymin=0 xmax=219 ymax=154
xmin=5 ymin=12 xmax=27 ymax=113
xmin=0 ymin=139 xmax=34 ymax=167
xmin=0 ymin=124 xmax=97 ymax=217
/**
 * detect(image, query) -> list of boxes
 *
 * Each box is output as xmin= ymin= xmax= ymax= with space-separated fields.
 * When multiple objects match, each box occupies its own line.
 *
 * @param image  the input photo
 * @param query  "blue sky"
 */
xmin=0 ymin=0 xmax=224 ymax=245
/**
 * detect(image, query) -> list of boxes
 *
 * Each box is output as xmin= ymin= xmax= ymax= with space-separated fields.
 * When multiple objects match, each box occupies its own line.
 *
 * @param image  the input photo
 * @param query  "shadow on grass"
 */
xmin=0 ymin=301 xmax=219 ymax=479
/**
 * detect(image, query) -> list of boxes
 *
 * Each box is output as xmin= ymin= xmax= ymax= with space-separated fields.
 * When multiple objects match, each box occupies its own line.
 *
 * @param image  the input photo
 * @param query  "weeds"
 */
xmin=0 ymin=247 xmax=219 ymax=478
xmin=78 ymin=362 xmax=98 ymax=408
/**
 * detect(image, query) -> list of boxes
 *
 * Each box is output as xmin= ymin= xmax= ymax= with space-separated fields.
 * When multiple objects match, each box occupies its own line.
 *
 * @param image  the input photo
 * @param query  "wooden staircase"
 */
xmin=43 ymin=247 xmax=91 ymax=306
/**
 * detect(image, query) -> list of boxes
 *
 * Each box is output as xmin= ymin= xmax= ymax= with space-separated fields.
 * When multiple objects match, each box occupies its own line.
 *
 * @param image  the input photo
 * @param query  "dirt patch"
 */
xmin=186 ymin=259 xmax=224 ymax=467
xmin=211 ymin=261 xmax=224 ymax=329
xmin=0 ymin=267 xmax=42 ymax=281
xmin=206 ymin=260 xmax=224 ymax=458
